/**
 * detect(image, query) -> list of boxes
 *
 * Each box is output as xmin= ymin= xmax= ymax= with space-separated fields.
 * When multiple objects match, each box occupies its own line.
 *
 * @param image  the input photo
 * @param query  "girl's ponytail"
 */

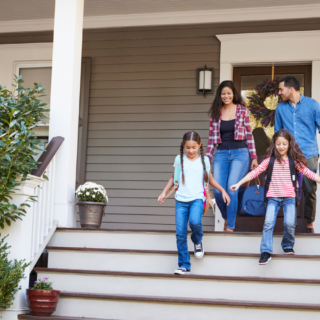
xmin=180 ymin=142 xmax=185 ymax=185
xmin=200 ymin=144 xmax=209 ymax=183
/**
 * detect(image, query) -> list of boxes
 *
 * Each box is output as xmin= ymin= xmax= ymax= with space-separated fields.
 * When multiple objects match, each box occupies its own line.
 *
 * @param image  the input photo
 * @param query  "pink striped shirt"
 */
xmin=249 ymin=157 xmax=316 ymax=198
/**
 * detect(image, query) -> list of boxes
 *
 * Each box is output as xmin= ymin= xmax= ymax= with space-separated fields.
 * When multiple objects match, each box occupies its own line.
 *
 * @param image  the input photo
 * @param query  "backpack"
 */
xmin=164 ymin=155 xmax=214 ymax=215
xmin=238 ymin=177 xmax=266 ymax=216
xmin=264 ymin=156 xmax=303 ymax=207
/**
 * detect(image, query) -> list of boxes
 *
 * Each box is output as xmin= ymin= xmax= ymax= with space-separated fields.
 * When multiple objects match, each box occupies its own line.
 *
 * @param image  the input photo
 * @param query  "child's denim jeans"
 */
xmin=175 ymin=199 xmax=204 ymax=270
xmin=260 ymin=197 xmax=296 ymax=254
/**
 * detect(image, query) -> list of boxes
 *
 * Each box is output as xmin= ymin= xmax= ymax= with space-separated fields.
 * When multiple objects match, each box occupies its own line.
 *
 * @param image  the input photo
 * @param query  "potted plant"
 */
xmin=76 ymin=182 xmax=108 ymax=228
xmin=27 ymin=277 xmax=60 ymax=316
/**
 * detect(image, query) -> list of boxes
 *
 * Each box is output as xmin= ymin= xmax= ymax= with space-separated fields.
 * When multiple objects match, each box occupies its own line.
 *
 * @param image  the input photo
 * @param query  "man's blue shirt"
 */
xmin=274 ymin=95 xmax=320 ymax=159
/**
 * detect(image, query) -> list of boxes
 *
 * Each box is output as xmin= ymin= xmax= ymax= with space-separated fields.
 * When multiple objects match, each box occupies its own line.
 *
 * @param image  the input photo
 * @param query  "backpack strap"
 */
xmin=164 ymin=155 xmax=181 ymax=200
xmin=288 ymin=156 xmax=298 ymax=206
xmin=204 ymin=156 xmax=210 ymax=189
xmin=264 ymin=156 xmax=275 ymax=202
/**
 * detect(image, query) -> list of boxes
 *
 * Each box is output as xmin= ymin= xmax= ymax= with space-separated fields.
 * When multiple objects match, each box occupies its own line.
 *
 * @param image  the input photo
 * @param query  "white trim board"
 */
xmin=1 ymin=4 xmax=320 ymax=33
xmin=0 ymin=43 xmax=53 ymax=89
xmin=216 ymin=30 xmax=320 ymax=233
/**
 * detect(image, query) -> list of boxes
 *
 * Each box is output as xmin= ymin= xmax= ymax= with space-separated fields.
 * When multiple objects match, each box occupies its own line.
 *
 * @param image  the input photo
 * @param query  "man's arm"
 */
xmin=313 ymin=100 xmax=320 ymax=134
xmin=274 ymin=105 xmax=283 ymax=133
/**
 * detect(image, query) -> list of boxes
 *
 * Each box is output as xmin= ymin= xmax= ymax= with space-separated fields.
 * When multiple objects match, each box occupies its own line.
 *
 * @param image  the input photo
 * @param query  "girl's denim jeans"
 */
xmin=175 ymin=199 xmax=204 ymax=270
xmin=260 ymin=197 xmax=296 ymax=254
xmin=213 ymin=148 xmax=250 ymax=229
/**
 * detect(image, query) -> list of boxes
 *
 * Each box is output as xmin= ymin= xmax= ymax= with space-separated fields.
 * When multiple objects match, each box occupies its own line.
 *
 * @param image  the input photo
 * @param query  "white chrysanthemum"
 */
xmin=86 ymin=192 xmax=89 ymax=195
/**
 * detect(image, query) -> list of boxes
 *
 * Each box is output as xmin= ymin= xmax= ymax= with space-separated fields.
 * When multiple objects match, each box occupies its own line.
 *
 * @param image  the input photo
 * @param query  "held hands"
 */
xmin=251 ymin=159 xmax=258 ymax=170
xmin=230 ymin=183 xmax=240 ymax=192
xmin=158 ymin=191 xmax=166 ymax=204
xmin=222 ymin=189 xmax=231 ymax=206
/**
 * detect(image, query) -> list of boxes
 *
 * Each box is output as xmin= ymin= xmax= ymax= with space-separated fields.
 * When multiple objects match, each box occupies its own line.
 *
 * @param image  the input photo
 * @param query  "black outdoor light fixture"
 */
xmin=197 ymin=64 xmax=214 ymax=97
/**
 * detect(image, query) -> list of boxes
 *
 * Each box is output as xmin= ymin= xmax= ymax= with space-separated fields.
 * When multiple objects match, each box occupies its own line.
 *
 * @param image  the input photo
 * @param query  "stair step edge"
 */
xmin=56 ymin=227 xmax=320 ymax=237
xmin=18 ymin=315 xmax=114 ymax=320
xmin=34 ymin=267 xmax=320 ymax=284
xmin=45 ymin=246 xmax=320 ymax=259
xmin=59 ymin=291 xmax=320 ymax=310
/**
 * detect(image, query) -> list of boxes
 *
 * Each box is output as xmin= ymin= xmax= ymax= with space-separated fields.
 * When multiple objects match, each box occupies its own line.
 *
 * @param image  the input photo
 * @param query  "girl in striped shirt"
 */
xmin=231 ymin=129 xmax=320 ymax=265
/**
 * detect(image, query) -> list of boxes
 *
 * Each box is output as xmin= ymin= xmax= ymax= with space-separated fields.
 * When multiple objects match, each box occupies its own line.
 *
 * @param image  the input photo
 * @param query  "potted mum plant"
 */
xmin=76 ymin=182 xmax=108 ymax=228
xmin=27 ymin=277 xmax=60 ymax=316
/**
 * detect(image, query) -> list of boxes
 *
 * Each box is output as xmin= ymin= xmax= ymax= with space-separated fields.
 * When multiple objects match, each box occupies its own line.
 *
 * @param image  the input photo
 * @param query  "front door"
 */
xmin=233 ymin=65 xmax=312 ymax=232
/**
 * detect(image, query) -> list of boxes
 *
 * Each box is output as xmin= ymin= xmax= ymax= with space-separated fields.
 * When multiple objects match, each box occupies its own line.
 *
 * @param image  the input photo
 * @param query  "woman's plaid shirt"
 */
xmin=206 ymin=104 xmax=257 ymax=163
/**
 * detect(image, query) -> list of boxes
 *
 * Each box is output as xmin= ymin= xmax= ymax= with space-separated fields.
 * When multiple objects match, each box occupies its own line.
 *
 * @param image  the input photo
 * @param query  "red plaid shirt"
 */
xmin=206 ymin=104 xmax=257 ymax=163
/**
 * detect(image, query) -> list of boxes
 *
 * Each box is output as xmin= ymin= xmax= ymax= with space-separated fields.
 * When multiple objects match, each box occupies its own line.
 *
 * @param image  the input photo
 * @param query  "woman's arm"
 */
xmin=243 ymin=108 xmax=258 ymax=169
xmin=206 ymin=115 xmax=216 ymax=164
xmin=209 ymin=172 xmax=230 ymax=205
xmin=158 ymin=171 xmax=174 ymax=203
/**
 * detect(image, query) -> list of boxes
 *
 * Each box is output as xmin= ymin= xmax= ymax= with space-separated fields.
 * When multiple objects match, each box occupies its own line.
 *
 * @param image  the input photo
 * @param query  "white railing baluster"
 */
xmin=30 ymin=149 xmax=61 ymax=269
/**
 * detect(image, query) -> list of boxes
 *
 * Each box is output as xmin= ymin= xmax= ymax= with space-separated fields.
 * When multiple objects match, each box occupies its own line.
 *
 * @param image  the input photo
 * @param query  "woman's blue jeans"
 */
xmin=175 ymin=199 xmax=204 ymax=270
xmin=260 ymin=197 xmax=296 ymax=254
xmin=213 ymin=148 xmax=250 ymax=229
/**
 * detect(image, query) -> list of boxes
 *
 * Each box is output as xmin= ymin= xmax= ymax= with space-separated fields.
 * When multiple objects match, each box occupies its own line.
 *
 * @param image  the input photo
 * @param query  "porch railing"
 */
xmin=29 ymin=136 xmax=64 ymax=269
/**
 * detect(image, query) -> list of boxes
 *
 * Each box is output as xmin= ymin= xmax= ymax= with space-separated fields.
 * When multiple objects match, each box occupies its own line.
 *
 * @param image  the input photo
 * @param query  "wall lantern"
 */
xmin=197 ymin=64 xmax=214 ymax=97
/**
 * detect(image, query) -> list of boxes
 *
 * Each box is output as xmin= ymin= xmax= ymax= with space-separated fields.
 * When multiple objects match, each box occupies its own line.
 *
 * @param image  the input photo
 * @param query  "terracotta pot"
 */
xmin=77 ymin=201 xmax=107 ymax=228
xmin=27 ymin=289 xmax=60 ymax=316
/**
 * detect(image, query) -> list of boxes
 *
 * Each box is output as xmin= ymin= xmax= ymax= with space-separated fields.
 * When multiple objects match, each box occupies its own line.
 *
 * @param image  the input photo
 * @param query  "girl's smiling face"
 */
xmin=275 ymin=136 xmax=289 ymax=157
xmin=184 ymin=140 xmax=201 ymax=159
xmin=221 ymin=87 xmax=234 ymax=105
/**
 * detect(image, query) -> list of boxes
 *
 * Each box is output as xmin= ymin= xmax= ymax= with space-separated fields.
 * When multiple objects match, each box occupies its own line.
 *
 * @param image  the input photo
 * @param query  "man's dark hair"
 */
xmin=279 ymin=76 xmax=300 ymax=91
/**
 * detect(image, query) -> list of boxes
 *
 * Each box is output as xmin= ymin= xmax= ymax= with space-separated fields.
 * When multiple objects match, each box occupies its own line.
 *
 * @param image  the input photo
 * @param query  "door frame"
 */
xmin=215 ymin=30 xmax=320 ymax=232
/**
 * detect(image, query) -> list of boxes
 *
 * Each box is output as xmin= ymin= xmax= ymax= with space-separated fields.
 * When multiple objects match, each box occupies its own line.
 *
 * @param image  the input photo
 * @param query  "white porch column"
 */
xmin=312 ymin=60 xmax=320 ymax=233
xmin=49 ymin=0 xmax=84 ymax=227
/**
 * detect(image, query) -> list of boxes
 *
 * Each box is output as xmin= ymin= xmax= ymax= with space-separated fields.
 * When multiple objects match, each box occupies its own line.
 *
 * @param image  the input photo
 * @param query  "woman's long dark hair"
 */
xmin=266 ymin=129 xmax=308 ymax=166
xmin=180 ymin=131 xmax=209 ymax=185
xmin=209 ymin=80 xmax=244 ymax=122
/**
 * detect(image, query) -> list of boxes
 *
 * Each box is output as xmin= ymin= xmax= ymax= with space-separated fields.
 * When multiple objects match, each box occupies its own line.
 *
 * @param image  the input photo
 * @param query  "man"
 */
xmin=275 ymin=76 xmax=320 ymax=233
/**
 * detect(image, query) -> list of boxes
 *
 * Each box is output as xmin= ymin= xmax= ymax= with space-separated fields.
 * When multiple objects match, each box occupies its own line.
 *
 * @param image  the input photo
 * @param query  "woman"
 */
xmin=206 ymin=80 xmax=258 ymax=232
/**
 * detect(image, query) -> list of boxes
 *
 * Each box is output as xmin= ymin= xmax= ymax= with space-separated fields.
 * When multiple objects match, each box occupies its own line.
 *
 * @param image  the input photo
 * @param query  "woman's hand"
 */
xmin=230 ymin=183 xmax=240 ymax=192
xmin=158 ymin=191 xmax=166 ymax=203
xmin=251 ymin=159 xmax=258 ymax=170
xmin=222 ymin=189 xmax=230 ymax=206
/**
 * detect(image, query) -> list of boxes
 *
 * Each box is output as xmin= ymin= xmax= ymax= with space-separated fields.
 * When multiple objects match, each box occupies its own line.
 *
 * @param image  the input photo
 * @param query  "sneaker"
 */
xmin=194 ymin=243 xmax=204 ymax=259
xmin=174 ymin=267 xmax=190 ymax=275
xmin=259 ymin=252 xmax=271 ymax=265
xmin=283 ymin=248 xmax=295 ymax=255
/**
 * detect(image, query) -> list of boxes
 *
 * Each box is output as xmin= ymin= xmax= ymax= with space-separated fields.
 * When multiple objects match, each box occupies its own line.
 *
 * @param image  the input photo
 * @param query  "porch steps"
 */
xmin=50 ymin=227 xmax=320 ymax=254
xmin=36 ymin=229 xmax=320 ymax=319
xmin=35 ymin=268 xmax=320 ymax=304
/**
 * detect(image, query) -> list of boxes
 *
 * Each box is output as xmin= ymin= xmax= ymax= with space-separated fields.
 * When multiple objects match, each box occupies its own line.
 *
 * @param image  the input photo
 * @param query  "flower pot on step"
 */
xmin=27 ymin=289 xmax=60 ymax=316
xmin=77 ymin=201 xmax=107 ymax=228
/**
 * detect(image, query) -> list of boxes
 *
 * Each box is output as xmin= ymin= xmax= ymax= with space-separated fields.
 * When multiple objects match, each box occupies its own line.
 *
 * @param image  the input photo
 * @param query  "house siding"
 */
xmin=1 ymin=18 xmax=320 ymax=231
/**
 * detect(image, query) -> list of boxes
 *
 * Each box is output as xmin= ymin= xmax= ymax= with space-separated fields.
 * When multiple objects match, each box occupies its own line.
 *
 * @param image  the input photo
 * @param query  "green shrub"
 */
xmin=0 ymin=75 xmax=48 ymax=229
xmin=0 ymin=234 xmax=30 ymax=309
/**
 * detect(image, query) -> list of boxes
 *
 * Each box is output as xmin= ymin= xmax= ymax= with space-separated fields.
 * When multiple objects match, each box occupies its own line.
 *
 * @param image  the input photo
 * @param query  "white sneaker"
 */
xmin=174 ymin=267 xmax=190 ymax=275
xmin=194 ymin=243 xmax=204 ymax=259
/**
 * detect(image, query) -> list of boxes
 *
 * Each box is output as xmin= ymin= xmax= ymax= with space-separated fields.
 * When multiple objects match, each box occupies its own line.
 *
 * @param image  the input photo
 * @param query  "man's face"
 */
xmin=278 ymin=82 xmax=292 ymax=101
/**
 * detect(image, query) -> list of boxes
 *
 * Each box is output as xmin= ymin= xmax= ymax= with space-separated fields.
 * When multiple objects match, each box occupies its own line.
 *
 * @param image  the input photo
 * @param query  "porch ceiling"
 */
xmin=1 ymin=0 xmax=320 ymax=33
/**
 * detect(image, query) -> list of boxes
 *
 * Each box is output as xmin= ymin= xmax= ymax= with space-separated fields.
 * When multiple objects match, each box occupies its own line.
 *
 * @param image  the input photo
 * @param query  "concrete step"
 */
xmin=46 ymin=247 xmax=320 ymax=280
xmin=49 ymin=228 xmax=320 ymax=255
xmin=18 ymin=315 xmax=109 ymax=320
xmin=35 ymin=267 xmax=320 ymax=305
xmin=52 ymin=292 xmax=320 ymax=320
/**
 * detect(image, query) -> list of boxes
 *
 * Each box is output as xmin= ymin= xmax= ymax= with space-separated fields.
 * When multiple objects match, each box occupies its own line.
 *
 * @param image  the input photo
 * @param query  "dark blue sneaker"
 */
xmin=259 ymin=252 xmax=271 ymax=265
xmin=283 ymin=248 xmax=295 ymax=255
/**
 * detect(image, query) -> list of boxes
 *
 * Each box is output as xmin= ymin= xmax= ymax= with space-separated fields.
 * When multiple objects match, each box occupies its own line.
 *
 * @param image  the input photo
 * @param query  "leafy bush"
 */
xmin=0 ymin=75 xmax=48 ymax=229
xmin=0 ymin=234 xmax=30 ymax=309
xmin=33 ymin=277 xmax=53 ymax=291
xmin=76 ymin=182 xmax=108 ymax=203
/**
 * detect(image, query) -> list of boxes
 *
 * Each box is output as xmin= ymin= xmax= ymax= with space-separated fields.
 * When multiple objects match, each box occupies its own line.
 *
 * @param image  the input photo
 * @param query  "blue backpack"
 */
xmin=238 ymin=177 xmax=266 ymax=216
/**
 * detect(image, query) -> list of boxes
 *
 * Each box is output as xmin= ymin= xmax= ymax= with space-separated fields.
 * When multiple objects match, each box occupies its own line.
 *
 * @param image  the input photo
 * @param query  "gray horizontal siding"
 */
xmin=2 ymin=18 xmax=320 ymax=231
